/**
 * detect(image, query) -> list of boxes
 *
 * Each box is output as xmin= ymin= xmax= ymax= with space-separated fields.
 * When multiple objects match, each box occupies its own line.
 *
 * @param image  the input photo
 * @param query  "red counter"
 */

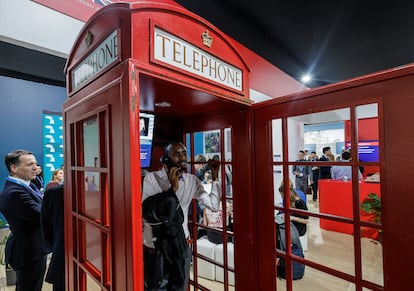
xmin=318 ymin=180 xmax=380 ymax=237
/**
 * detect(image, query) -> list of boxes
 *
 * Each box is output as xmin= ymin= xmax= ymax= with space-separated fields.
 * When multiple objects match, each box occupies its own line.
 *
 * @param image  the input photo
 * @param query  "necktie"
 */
xmin=29 ymin=182 xmax=42 ymax=198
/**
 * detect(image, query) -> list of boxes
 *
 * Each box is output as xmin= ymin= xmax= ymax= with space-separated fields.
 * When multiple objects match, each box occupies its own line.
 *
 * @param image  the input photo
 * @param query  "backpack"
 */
xmin=276 ymin=222 xmax=305 ymax=280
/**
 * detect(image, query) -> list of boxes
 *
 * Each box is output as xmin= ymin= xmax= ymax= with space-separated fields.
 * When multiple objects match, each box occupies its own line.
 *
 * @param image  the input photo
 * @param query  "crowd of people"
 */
xmin=0 ymin=144 xmax=365 ymax=290
xmin=293 ymin=146 xmax=364 ymax=202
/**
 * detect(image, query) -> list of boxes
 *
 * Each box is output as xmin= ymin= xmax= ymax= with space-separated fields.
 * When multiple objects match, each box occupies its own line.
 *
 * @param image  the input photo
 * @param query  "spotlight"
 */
xmin=301 ymin=74 xmax=312 ymax=84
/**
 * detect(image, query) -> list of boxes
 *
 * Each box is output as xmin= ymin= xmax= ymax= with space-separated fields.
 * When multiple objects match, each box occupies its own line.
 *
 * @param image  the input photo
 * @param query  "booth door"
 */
xmin=174 ymin=108 xmax=255 ymax=291
xmin=64 ymin=75 xmax=132 ymax=291
xmin=254 ymin=101 xmax=384 ymax=291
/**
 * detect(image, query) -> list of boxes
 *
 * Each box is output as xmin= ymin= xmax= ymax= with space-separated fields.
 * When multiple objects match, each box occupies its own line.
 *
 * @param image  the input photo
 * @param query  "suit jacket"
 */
xmin=318 ymin=155 xmax=332 ymax=179
xmin=40 ymin=185 xmax=64 ymax=288
xmin=292 ymin=162 xmax=313 ymax=183
xmin=0 ymin=179 xmax=50 ymax=270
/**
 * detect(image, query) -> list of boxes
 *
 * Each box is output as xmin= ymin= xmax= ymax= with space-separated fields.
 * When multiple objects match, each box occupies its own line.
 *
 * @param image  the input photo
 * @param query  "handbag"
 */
xmin=306 ymin=186 xmax=313 ymax=195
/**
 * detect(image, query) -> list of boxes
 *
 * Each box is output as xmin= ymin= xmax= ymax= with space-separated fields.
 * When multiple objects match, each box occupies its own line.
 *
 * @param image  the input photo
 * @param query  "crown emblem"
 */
xmin=85 ymin=31 xmax=93 ymax=48
xmin=202 ymin=30 xmax=213 ymax=48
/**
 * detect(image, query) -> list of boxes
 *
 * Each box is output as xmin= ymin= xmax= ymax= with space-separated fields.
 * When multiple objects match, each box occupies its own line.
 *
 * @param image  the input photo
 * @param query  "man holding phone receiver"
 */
xmin=142 ymin=141 xmax=222 ymax=291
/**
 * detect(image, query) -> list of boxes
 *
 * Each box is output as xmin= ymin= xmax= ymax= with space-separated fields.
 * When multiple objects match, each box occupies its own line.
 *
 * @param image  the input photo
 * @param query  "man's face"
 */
xmin=10 ymin=154 xmax=38 ymax=181
xmin=298 ymin=152 xmax=305 ymax=160
xmin=168 ymin=143 xmax=188 ymax=170
xmin=35 ymin=165 xmax=42 ymax=175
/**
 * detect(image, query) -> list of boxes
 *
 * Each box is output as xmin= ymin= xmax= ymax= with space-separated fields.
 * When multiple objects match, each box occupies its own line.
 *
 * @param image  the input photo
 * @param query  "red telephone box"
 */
xmin=64 ymin=2 xmax=256 ymax=290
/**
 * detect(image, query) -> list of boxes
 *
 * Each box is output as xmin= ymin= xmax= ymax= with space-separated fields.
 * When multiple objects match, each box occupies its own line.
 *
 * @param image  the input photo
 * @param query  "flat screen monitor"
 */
xmin=140 ymin=112 xmax=155 ymax=168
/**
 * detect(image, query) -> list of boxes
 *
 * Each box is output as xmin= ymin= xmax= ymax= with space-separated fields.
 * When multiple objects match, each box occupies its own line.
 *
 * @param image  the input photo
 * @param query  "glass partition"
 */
xmin=271 ymin=103 xmax=383 ymax=290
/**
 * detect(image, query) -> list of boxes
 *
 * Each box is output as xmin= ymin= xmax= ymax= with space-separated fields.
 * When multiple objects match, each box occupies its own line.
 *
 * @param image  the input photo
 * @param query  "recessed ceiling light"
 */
xmin=155 ymin=101 xmax=172 ymax=107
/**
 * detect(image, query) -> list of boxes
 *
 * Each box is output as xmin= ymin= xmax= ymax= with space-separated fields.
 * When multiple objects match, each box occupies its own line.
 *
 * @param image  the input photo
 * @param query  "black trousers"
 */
xmin=144 ymin=246 xmax=191 ymax=291
xmin=15 ymin=256 xmax=47 ymax=291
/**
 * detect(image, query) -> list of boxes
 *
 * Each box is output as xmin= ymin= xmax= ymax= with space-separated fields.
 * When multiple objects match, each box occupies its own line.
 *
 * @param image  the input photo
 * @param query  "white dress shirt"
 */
xmin=142 ymin=168 xmax=221 ymax=248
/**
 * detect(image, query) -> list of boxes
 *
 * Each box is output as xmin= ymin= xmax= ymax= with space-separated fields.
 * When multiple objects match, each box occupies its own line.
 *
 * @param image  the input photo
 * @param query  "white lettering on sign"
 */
xmin=154 ymin=28 xmax=243 ymax=92
xmin=72 ymin=30 xmax=119 ymax=91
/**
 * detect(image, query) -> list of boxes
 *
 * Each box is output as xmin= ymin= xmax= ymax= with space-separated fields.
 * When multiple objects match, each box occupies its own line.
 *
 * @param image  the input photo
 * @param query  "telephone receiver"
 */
xmin=161 ymin=155 xmax=182 ymax=176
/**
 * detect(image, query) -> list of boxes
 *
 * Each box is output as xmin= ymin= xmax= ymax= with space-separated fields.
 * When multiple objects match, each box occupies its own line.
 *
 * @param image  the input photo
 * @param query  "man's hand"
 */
xmin=164 ymin=165 xmax=182 ymax=192
xmin=207 ymin=159 xmax=220 ymax=181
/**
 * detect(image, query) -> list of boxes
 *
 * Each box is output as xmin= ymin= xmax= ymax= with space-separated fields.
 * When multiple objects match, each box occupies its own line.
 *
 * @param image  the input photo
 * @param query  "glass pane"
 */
xmin=86 ymin=272 xmax=101 ymax=291
xmin=356 ymin=103 xmax=379 ymax=166
xmin=193 ymin=239 xmax=236 ymax=291
xmin=319 ymin=178 xmax=354 ymax=222
xmin=84 ymin=171 xmax=101 ymax=221
xmin=276 ymin=265 xmax=354 ymax=291
xmin=224 ymin=128 xmax=232 ymax=162
xmin=214 ymin=243 xmax=235 ymax=287
xmin=290 ymin=108 xmax=350 ymax=162
xmin=307 ymin=220 xmax=355 ymax=276
xmin=273 ymin=165 xmax=284 ymax=209
xmin=360 ymin=227 xmax=384 ymax=287
xmin=272 ymin=118 xmax=283 ymax=162
xmin=83 ymin=117 xmax=100 ymax=167
xmin=224 ymin=128 xmax=232 ymax=198
xmin=204 ymin=130 xmax=221 ymax=156
xmin=85 ymin=223 xmax=102 ymax=273
xmin=186 ymin=132 xmax=192 ymax=162
xmin=360 ymin=183 xmax=381 ymax=226
xmin=225 ymin=164 xmax=233 ymax=198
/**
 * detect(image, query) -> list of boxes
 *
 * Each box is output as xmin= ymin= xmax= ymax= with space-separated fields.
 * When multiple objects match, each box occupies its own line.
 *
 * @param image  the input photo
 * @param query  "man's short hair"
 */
xmin=4 ymin=149 xmax=33 ymax=173
xmin=341 ymin=151 xmax=351 ymax=160
xmin=322 ymin=146 xmax=331 ymax=154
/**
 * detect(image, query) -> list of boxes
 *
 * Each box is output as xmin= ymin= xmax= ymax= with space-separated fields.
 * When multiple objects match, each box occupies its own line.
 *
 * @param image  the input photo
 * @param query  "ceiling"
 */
xmin=2 ymin=1 xmax=414 ymax=89
xmin=176 ymin=0 xmax=414 ymax=87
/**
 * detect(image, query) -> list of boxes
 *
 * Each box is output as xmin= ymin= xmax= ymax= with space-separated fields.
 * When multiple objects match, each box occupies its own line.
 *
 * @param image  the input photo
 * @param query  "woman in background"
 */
xmin=45 ymin=169 xmax=64 ymax=190
xmin=278 ymin=180 xmax=309 ymax=236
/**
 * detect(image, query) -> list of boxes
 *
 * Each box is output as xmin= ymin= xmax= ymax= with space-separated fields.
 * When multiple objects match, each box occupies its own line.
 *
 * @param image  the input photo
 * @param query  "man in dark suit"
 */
xmin=0 ymin=149 xmax=50 ymax=291
xmin=41 ymin=184 xmax=65 ymax=291
xmin=292 ymin=150 xmax=313 ymax=194
xmin=319 ymin=146 xmax=333 ymax=179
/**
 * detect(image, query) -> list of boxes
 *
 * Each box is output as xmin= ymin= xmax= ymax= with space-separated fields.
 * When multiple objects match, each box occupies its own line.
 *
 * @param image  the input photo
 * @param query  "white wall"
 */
xmin=0 ymin=0 xmax=84 ymax=57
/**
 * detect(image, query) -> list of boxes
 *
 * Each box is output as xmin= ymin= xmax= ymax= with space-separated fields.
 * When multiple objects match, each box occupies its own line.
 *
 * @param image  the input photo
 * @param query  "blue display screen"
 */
xmin=140 ymin=113 xmax=155 ymax=168
xmin=346 ymin=140 xmax=379 ymax=163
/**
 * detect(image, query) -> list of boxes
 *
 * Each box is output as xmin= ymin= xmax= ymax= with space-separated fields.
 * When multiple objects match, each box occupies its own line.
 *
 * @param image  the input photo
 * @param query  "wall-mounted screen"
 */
xmin=140 ymin=112 xmax=155 ymax=168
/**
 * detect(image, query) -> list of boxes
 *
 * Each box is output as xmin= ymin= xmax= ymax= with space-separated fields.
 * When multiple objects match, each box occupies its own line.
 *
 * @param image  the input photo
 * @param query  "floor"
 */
xmin=189 ymin=198 xmax=383 ymax=291
xmin=1 ymin=199 xmax=383 ymax=291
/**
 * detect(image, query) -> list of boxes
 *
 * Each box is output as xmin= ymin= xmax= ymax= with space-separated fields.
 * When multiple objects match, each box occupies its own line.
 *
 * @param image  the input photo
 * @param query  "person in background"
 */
xmin=190 ymin=154 xmax=207 ymax=237
xmin=31 ymin=164 xmax=44 ymax=192
xmin=141 ymin=142 xmax=222 ymax=291
xmin=41 ymin=184 xmax=65 ymax=291
xmin=46 ymin=169 xmax=64 ymax=190
xmin=203 ymin=202 xmax=233 ymax=244
xmin=304 ymin=149 xmax=310 ymax=160
xmin=194 ymin=154 xmax=208 ymax=182
xmin=0 ymin=149 xmax=50 ymax=291
xmin=278 ymin=180 xmax=309 ymax=237
xmin=309 ymin=151 xmax=320 ymax=201
xmin=326 ymin=153 xmax=335 ymax=161
xmin=292 ymin=150 xmax=313 ymax=195
xmin=319 ymin=146 xmax=333 ymax=179
xmin=331 ymin=151 xmax=363 ymax=181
